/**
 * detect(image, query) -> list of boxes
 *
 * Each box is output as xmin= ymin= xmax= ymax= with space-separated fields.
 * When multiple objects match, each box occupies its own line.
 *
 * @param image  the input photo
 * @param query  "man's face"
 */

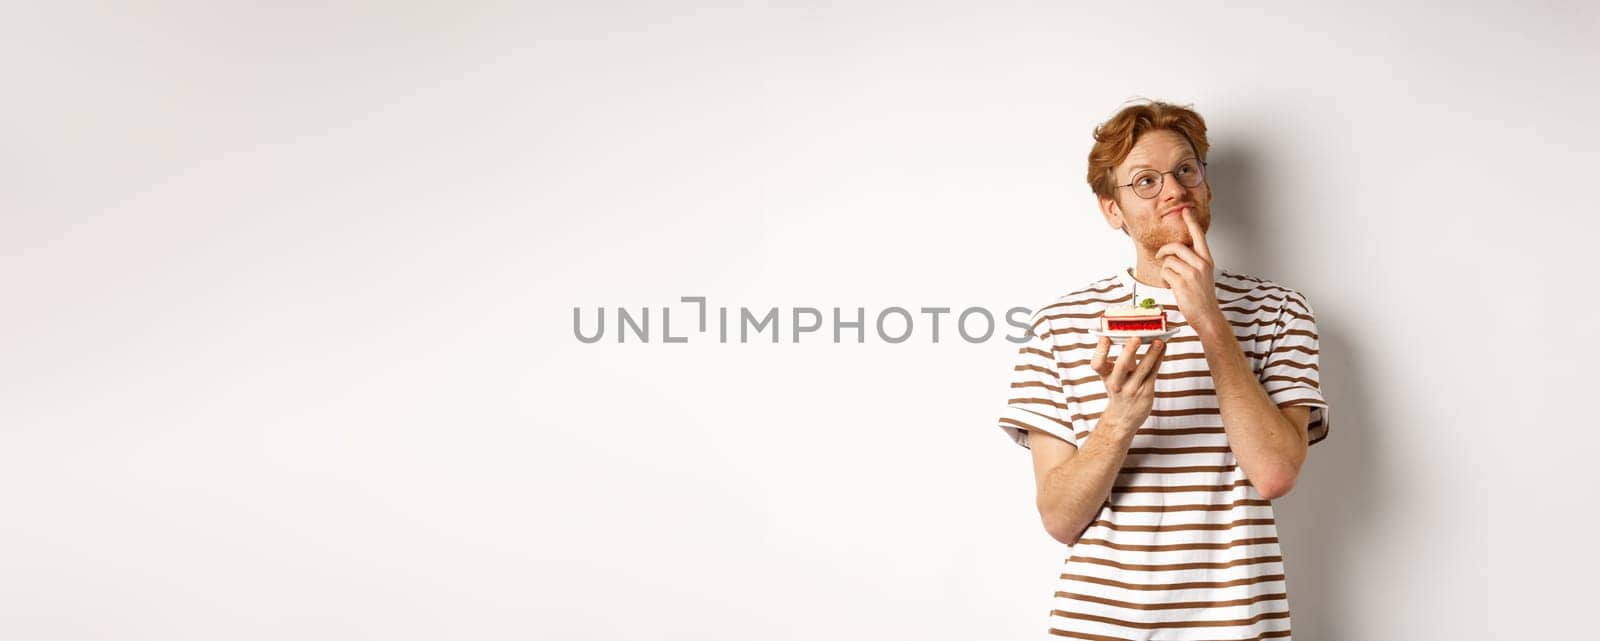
xmin=1100 ymin=129 xmax=1212 ymax=251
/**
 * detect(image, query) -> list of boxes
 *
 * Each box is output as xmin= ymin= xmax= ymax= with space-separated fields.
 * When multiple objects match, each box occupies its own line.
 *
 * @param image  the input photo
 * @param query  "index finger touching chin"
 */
xmin=1183 ymin=209 xmax=1211 ymax=258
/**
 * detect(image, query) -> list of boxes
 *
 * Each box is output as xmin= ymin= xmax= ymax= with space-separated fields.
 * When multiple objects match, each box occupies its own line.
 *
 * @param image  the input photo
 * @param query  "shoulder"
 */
xmin=1216 ymin=269 xmax=1316 ymax=316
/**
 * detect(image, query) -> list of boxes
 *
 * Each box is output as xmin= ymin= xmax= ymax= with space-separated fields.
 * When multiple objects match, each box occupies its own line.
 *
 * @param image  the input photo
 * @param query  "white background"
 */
xmin=4 ymin=2 xmax=1598 ymax=639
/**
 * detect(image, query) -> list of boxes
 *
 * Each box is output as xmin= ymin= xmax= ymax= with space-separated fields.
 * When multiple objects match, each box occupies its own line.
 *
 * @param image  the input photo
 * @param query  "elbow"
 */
xmin=1252 ymin=459 xmax=1304 ymax=501
xmin=1040 ymin=513 xmax=1085 ymax=546
xmin=1256 ymin=476 xmax=1297 ymax=501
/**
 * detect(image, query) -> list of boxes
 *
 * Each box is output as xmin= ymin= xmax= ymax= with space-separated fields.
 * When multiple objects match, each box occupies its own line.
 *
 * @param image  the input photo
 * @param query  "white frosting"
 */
xmin=1102 ymin=305 xmax=1164 ymax=318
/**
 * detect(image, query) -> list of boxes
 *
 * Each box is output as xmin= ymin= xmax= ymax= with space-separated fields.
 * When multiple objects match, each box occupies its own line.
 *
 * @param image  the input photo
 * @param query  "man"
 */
xmin=997 ymin=100 xmax=1330 ymax=640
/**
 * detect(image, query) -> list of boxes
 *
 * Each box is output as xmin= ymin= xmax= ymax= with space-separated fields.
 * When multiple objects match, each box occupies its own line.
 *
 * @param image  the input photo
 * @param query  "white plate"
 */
xmin=1088 ymin=326 xmax=1180 ymax=341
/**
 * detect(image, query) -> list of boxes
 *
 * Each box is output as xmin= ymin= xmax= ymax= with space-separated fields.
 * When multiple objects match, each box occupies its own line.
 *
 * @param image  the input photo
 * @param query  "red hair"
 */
xmin=1087 ymin=99 xmax=1210 ymax=201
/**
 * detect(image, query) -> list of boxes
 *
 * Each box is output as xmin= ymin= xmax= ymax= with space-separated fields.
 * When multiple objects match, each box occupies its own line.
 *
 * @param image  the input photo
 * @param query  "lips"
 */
xmin=1163 ymin=206 xmax=1192 ymax=218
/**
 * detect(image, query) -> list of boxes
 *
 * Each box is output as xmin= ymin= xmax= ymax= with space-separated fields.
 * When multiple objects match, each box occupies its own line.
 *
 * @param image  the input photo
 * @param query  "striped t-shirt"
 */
xmin=998 ymin=267 xmax=1330 ymax=641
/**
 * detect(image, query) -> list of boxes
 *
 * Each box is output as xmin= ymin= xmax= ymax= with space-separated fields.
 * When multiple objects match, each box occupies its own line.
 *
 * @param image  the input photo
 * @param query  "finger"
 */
xmin=1090 ymin=335 xmax=1111 ymax=375
xmin=1108 ymin=336 xmax=1141 ymax=392
xmin=1153 ymin=243 xmax=1183 ymax=263
xmin=1161 ymin=256 xmax=1187 ymax=281
xmin=1162 ymin=260 xmax=1189 ymax=287
xmin=1161 ymin=243 xmax=1208 ymax=271
xmin=1131 ymin=338 xmax=1165 ymax=386
xmin=1139 ymin=357 xmax=1161 ymax=394
xmin=1182 ymin=209 xmax=1211 ymax=261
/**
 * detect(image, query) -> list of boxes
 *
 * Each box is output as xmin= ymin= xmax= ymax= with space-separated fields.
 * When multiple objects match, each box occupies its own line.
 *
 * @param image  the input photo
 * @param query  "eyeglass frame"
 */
xmin=1113 ymin=159 xmax=1208 ymax=199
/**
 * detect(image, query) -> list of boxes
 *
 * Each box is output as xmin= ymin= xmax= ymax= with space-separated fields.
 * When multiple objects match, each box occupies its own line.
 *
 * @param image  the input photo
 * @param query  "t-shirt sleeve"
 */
xmin=1262 ymin=290 xmax=1331 ymax=446
xmin=997 ymin=316 xmax=1081 ymax=450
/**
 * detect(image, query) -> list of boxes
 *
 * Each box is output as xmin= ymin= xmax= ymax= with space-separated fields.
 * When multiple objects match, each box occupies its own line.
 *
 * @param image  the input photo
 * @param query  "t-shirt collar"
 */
xmin=1114 ymin=266 xmax=1179 ymax=307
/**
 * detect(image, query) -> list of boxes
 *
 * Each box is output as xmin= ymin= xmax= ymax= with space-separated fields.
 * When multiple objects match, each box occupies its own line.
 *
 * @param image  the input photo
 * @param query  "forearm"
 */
xmin=1037 ymin=424 xmax=1139 ymax=544
xmin=1196 ymin=320 xmax=1306 ymax=498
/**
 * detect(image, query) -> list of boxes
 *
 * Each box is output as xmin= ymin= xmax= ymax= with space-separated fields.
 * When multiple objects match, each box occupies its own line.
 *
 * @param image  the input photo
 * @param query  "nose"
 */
xmin=1159 ymin=171 xmax=1191 ymax=200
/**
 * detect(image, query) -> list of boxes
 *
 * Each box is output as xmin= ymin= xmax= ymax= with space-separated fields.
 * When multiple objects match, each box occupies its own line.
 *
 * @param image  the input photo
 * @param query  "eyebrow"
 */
xmin=1126 ymin=156 xmax=1199 ymax=172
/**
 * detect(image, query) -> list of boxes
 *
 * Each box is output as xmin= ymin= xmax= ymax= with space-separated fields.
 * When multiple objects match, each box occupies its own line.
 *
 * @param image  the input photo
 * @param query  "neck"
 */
xmin=1131 ymin=245 xmax=1171 ymax=289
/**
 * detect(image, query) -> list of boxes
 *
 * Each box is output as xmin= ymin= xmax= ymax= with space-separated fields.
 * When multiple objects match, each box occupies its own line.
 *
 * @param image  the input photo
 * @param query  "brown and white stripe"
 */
xmin=998 ymin=268 xmax=1330 ymax=640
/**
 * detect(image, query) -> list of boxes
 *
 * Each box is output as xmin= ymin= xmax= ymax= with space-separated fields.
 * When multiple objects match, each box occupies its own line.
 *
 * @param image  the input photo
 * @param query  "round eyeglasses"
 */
xmin=1116 ymin=159 xmax=1207 ymax=199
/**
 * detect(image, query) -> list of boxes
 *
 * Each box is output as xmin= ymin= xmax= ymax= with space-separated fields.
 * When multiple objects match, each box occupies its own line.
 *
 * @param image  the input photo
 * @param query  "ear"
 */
xmin=1097 ymin=195 xmax=1124 ymax=232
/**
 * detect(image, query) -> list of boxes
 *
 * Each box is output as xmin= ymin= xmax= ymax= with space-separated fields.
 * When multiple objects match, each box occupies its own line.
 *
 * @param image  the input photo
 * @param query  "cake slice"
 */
xmin=1100 ymin=298 xmax=1167 ymax=334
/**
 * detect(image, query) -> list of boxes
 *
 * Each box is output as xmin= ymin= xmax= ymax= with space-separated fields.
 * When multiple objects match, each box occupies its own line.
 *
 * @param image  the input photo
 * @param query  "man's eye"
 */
xmin=1136 ymin=176 xmax=1156 ymax=186
xmin=1176 ymin=165 xmax=1194 ymax=176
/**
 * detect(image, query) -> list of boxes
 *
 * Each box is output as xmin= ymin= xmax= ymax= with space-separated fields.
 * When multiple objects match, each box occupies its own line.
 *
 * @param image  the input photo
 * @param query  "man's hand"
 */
xmin=1154 ymin=209 xmax=1225 ymax=334
xmin=1089 ymin=335 xmax=1166 ymax=435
